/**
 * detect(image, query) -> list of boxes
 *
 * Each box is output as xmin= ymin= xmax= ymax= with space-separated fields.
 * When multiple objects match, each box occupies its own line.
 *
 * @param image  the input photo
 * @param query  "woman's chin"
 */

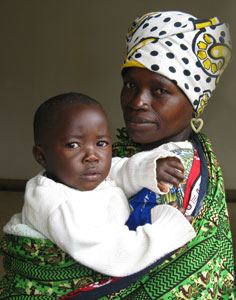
xmin=127 ymin=128 xmax=157 ymax=145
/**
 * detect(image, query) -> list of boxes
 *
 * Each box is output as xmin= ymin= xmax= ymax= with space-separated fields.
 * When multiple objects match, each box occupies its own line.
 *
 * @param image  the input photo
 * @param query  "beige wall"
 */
xmin=0 ymin=0 xmax=235 ymax=188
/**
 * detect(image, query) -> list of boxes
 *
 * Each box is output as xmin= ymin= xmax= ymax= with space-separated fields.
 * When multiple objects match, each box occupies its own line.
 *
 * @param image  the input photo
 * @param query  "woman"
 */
xmin=110 ymin=10 xmax=235 ymax=299
xmin=0 ymin=10 xmax=234 ymax=299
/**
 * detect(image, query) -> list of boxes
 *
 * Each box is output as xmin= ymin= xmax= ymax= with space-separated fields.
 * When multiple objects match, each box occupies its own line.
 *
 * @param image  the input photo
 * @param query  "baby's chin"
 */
xmin=69 ymin=179 xmax=105 ymax=192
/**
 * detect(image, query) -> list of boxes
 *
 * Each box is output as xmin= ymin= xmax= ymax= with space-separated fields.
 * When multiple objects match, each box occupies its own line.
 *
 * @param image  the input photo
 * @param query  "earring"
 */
xmin=190 ymin=115 xmax=204 ymax=133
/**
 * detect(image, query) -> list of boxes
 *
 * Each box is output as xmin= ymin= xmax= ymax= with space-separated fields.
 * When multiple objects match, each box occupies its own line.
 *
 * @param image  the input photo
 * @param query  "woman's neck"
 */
xmin=140 ymin=127 xmax=192 ymax=151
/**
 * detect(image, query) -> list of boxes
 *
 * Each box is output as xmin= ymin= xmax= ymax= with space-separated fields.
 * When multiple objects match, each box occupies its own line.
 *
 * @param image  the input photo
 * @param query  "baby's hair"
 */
xmin=33 ymin=92 xmax=104 ymax=144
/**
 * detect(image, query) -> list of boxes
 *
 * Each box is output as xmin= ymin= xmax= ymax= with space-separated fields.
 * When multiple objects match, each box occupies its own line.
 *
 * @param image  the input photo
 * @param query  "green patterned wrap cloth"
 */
xmin=0 ymin=131 xmax=235 ymax=299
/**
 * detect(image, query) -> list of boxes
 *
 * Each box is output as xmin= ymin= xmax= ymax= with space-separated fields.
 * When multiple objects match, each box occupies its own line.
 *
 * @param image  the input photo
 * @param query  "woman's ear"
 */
xmin=33 ymin=145 xmax=47 ymax=169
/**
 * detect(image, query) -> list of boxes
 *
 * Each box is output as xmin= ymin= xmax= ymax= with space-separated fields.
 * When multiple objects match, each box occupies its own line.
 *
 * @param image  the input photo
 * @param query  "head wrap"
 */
xmin=122 ymin=11 xmax=232 ymax=115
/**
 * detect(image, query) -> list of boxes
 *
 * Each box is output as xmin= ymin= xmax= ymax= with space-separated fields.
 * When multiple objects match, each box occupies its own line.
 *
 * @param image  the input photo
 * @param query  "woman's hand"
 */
xmin=169 ymin=201 xmax=194 ymax=224
xmin=156 ymin=157 xmax=184 ymax=193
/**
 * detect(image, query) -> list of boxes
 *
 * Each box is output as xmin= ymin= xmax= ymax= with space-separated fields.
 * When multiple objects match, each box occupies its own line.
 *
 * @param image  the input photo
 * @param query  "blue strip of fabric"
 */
xmin=191 ymin=132 xmax=209 ymax=216
xmin=125 ymin=188 xmax=156 ymax=230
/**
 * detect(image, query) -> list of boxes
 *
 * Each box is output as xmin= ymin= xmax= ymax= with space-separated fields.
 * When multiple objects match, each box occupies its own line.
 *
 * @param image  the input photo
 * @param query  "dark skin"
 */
xmin=33 ymin=103 xmax=113 ymax=191
xmin=121 ymin=67 xmax=195 ymax=222
xmin=156 ymin=157 xmax=184 ymax=193
xmin=121 ymin=67 xmax=194 ymax=149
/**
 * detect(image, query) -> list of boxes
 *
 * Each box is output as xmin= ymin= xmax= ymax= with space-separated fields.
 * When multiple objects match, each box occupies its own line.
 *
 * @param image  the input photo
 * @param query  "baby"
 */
xmin=19 ymin=92 xmax=195 ymax=277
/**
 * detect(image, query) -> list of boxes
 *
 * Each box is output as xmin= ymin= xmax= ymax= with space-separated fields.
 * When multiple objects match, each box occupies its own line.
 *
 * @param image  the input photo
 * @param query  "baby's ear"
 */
xmin=33 ymin=145 xmax=47 ymax=169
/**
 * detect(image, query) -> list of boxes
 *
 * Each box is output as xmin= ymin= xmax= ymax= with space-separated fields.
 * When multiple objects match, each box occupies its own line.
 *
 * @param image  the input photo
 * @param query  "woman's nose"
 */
xmin=129 ymin=89 xmax=150 ymax=110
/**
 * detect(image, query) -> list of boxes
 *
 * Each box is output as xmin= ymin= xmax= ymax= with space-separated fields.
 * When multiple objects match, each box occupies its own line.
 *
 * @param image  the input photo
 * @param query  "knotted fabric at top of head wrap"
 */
xmin=122 ymin=11 xmax=232 ymax=115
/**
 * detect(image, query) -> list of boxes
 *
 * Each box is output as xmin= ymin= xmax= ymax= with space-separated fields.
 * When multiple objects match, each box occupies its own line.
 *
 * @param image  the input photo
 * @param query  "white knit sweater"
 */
xmin=6 ymin=142 xmax=196 ymax=276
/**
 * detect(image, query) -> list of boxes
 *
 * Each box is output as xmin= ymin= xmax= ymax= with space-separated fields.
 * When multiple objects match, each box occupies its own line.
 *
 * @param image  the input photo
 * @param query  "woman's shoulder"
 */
xmin=157 ymin=140 xmax=193 ymax=152
xmin=112 ymin=127 xmax=141 ymax=157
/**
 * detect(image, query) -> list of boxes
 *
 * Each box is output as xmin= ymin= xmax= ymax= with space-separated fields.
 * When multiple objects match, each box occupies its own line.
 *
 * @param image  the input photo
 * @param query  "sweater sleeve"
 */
xmin=109 ymin=145 xmax=185 ymax=198
xmin=48 ymin=201 xmax=196 ymax=277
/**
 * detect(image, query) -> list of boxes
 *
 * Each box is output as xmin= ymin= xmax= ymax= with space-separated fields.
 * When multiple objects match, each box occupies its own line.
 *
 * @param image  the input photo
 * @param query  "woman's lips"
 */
xmin=125 ymin=117 xmax=157 ymax=128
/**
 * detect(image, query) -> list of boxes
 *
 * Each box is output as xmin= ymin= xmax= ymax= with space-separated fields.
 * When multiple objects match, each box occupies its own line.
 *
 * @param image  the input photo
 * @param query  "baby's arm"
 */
xmin=22 ymin=173 xmax=196 ymax=278
xmin=45 ymin=199 xmax=196 ymax=277
xmin=109 ymin=147 xmax=185 ymax=198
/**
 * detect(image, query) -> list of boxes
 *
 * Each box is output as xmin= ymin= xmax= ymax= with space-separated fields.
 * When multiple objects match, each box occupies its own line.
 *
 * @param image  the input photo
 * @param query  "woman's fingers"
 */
xmin=169 ymin=202 xmax=194 ymax=224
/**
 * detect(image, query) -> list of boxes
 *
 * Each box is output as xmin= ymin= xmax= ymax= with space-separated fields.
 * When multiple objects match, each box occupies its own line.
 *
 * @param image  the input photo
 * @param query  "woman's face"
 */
xmin=121 ymin=67 xmax=194 ymax=149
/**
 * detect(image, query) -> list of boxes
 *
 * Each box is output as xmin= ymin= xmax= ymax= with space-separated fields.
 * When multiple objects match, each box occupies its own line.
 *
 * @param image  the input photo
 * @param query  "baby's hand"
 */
xmin=169 ymin=201 xmax=194 ymax=224
xmin=156 ymin=157 xmax=184 ymax=193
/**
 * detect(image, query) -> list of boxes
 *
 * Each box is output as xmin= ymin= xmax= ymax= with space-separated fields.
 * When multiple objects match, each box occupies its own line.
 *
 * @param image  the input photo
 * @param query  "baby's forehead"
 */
xmin=52 ymin=102 xmax=109 ymax=127
xmin=43 ymin=103 xmax=108 ymax=136
xmin=34 ymin=94 xmax=107 ymax=144
xmin=51 ymin=101 xmax=104 ymax=117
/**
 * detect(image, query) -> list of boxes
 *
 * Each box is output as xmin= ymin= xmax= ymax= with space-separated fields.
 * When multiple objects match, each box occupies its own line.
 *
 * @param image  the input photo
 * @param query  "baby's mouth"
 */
xmin=81 ymin=169 xmax=101 ymax=181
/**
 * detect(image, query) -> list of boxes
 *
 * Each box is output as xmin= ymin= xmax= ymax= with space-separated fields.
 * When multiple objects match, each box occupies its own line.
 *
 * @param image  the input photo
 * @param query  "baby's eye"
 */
xmin=65 ymin=142 xmax=79 ymax=148
xmin=97 ymin=141 xmax=109 ymax=147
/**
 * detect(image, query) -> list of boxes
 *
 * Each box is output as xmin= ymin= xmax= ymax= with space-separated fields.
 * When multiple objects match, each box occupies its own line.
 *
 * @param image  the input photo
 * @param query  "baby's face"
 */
xmin=41 ymin=103 xmax=112 ymax=191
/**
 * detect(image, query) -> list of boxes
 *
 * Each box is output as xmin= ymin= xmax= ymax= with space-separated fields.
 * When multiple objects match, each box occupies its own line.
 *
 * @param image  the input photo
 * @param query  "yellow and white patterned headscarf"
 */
xmin=122 ymin=11 xmax=232 ymax=115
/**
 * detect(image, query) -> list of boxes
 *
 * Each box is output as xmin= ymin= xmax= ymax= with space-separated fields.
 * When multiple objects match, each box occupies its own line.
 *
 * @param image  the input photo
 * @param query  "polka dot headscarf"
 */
xmin=122 ymin=11 xmax=232 ymax=115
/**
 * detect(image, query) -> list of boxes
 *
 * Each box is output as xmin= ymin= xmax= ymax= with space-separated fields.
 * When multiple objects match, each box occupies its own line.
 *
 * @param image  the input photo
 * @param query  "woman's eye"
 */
xmin=97 ymin=141 xmax=109 ymax=147
xmin=65 ymin=142 xmax=79 ymax=149
xmin=154 ymin=88 xmax=168 ymax=95
xmin=124 ymin=81 xmax=135 ymax=89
